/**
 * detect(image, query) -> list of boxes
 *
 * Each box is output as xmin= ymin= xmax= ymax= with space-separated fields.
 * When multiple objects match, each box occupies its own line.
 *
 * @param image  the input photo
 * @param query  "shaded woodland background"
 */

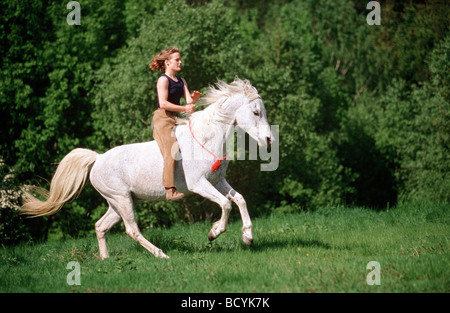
xmin=1 ymin=0 xmax=448 ymax=244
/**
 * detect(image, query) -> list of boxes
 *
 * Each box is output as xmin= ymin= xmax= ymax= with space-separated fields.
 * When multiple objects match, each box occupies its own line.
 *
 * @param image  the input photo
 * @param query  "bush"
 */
xmin=2 ymin=0 xmax=448 ymax=242
xmin=92 ymin=0 xmax=245 ymax=146
xmin=0 ymin=159 xmax=39 ymax=245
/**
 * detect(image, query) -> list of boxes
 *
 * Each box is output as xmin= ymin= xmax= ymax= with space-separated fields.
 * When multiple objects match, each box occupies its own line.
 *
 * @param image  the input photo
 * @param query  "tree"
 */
xmin=375 ymin=36 xmax=450 ymax=203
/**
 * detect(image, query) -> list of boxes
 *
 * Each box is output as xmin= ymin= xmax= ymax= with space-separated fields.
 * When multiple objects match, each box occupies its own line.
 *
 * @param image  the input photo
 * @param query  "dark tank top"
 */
xmin=157 ymin=74 xmax=184 ymax=108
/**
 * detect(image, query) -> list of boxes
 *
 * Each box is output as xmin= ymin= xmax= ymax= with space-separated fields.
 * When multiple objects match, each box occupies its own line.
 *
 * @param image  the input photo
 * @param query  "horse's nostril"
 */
xmin=267 ymin=137 xmax=272 ymax=146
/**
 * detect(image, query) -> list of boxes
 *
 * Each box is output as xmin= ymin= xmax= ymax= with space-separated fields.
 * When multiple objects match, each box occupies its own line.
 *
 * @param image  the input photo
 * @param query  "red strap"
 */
xmin=188 ymin=121 xmax=226 ymax=171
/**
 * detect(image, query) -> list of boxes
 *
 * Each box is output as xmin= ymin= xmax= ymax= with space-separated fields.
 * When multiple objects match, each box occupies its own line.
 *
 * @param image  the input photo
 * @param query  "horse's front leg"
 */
xmin=188 ymin=176 xmax=232 ymax=241
xmin=215 ymin=179 xmax=253 ymax=246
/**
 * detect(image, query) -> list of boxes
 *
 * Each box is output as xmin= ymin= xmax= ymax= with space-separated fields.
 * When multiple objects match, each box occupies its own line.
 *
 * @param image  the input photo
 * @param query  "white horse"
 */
xmin=21 ymin=78 xmax=274 ymax=259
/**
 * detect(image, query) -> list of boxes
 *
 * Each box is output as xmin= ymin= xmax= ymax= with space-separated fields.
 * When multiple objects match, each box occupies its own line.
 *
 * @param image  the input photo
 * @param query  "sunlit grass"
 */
xmin=1 ymin=202 xmax=448 ymax=292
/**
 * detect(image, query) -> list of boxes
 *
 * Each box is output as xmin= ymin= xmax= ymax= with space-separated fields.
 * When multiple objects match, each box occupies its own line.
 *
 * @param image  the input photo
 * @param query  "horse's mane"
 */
xmin=188 ymin=78 xmax=260 ymax=142
xmin=197 ymin=78 xmax=260 ymax=108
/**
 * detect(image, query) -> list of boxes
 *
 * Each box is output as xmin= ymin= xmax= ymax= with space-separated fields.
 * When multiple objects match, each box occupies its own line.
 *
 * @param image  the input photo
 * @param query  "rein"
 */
xmin=188 ymin=120 xmax=227 ymax=171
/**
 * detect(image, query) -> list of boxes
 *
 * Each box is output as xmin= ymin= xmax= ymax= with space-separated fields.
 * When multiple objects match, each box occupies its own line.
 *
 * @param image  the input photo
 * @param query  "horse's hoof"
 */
xmin=99 ymin=254 xmax=109 ymax=260
xmin=208 ymin=225 xmax=225 ymax=241
xmin=208 ymin=230 xmax=216 ymax=242
xmin=243 ymin=235 xmax=253 ymax=246
xmin=156 ymin=250 xmax=170 ymax=259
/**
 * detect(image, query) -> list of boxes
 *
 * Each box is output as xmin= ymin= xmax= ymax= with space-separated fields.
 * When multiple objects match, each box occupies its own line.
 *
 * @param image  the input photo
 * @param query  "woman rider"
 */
xmin=150 ymin=47 xmax=202 ymax=201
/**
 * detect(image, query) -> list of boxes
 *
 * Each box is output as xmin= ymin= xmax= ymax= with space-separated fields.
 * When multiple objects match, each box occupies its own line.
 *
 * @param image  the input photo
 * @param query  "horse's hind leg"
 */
xmin=108 ymin=194 xmax=170 ymax=259
xmin=95 ymin=206 xmax=121 ymax=260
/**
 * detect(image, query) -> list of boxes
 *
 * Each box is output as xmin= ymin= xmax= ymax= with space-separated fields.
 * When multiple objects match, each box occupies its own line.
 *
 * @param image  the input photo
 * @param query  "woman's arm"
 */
xmin=181 ymin=78 xmax=202 ymax=105
xmin=157 ymin=76 xmax=194 ymax=113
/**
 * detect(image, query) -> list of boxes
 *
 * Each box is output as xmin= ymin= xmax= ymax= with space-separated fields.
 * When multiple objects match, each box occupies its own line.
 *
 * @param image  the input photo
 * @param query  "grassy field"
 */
xmin=0 ymin=202 xmax=448 ymax=293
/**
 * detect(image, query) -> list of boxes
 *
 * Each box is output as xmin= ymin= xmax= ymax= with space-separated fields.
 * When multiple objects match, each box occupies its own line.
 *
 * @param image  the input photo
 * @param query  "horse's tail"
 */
xmin=21 ymin=148 xmax=98 ymax=218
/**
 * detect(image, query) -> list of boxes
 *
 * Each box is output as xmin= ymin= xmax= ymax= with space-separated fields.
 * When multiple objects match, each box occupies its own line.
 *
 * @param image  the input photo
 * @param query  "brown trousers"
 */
xmin=152 ymin=109 xmax=179 ymax=189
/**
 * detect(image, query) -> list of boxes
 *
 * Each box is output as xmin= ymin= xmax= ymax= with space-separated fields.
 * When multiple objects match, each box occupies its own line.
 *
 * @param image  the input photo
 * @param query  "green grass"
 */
xmin=1 ymin=202 xmax=449 ymax=292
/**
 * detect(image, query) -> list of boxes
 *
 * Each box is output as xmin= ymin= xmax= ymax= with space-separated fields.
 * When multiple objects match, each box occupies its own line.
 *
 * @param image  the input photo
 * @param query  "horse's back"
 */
xmin=93 ymin=141 xmax=161 ymax=171
xmin=90 ymin=141 xmax=166 ymax=199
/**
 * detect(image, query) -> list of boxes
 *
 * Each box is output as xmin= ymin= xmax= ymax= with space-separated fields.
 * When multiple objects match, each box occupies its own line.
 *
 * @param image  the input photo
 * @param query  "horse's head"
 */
xmin=218 ymin=78 xmax=273 ymax=148
xmin=195 ymin=78 xmax=274 ymax=148
xmin=234 ymin=96 xmax=274 ymax=148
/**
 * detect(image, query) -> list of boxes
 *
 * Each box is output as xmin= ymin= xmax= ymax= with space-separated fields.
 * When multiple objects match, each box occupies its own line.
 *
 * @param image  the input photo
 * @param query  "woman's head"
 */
xmin=150 ymin=47 xmax=181 ymax=72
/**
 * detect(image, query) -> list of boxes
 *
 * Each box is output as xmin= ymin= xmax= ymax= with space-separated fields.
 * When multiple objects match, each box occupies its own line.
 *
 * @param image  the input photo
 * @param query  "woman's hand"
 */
xmin=185 ymin=104 xmax=195 ymax=114
xmin=191 ymin=90 xmax=202 ymax=103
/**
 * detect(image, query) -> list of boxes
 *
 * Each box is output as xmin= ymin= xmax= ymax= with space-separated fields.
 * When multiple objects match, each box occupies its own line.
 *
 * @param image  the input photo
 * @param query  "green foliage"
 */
xmin=1 ymin=0 xmax=449 ymax=241
xmin=375 ymin=75 xmax=450 ymax=203
xmin=377 ymin=2 xmax=449 ymax=85
xmin=0 ymin=159 xmax=29 ymax=245
xmin=0 ymin=159 xmax=47 ymax=245
xmin=243 ymin=0 xmax=364 ymax=210
xmin=339 ymin=101 xmax=398 ymax=208
xmin=93 ymin=0 xmax=245 ymax=145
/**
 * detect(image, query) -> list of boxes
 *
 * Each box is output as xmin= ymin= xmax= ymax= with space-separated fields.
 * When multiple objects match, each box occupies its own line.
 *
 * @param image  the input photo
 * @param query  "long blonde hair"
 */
xmin=149 ymin=46 xmax=180 ymax=72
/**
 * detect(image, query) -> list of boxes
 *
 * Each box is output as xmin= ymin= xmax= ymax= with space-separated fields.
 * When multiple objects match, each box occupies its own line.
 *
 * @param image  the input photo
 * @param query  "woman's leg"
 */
xmin=152 ymin=110 xmax=184 ymax=200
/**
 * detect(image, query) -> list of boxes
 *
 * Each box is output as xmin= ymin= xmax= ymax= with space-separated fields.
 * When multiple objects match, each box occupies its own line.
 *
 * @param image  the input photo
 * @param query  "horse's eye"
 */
xmin=253 ymin=111 xmax=260 ymax=116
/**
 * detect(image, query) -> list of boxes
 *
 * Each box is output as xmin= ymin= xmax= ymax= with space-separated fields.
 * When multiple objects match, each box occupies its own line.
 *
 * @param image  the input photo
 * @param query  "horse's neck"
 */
xmin=182 ymin=119 xmax=232 ymax=166
xmin=186 ymin=95 xmax=241 ymax=154
xmin=194 ymin=120 xmax=231 ymax=151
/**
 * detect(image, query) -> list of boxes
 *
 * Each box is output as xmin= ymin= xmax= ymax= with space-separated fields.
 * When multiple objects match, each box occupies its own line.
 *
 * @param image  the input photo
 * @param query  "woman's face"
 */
xmin=166 ymin=52 xmax=182 ymax=72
